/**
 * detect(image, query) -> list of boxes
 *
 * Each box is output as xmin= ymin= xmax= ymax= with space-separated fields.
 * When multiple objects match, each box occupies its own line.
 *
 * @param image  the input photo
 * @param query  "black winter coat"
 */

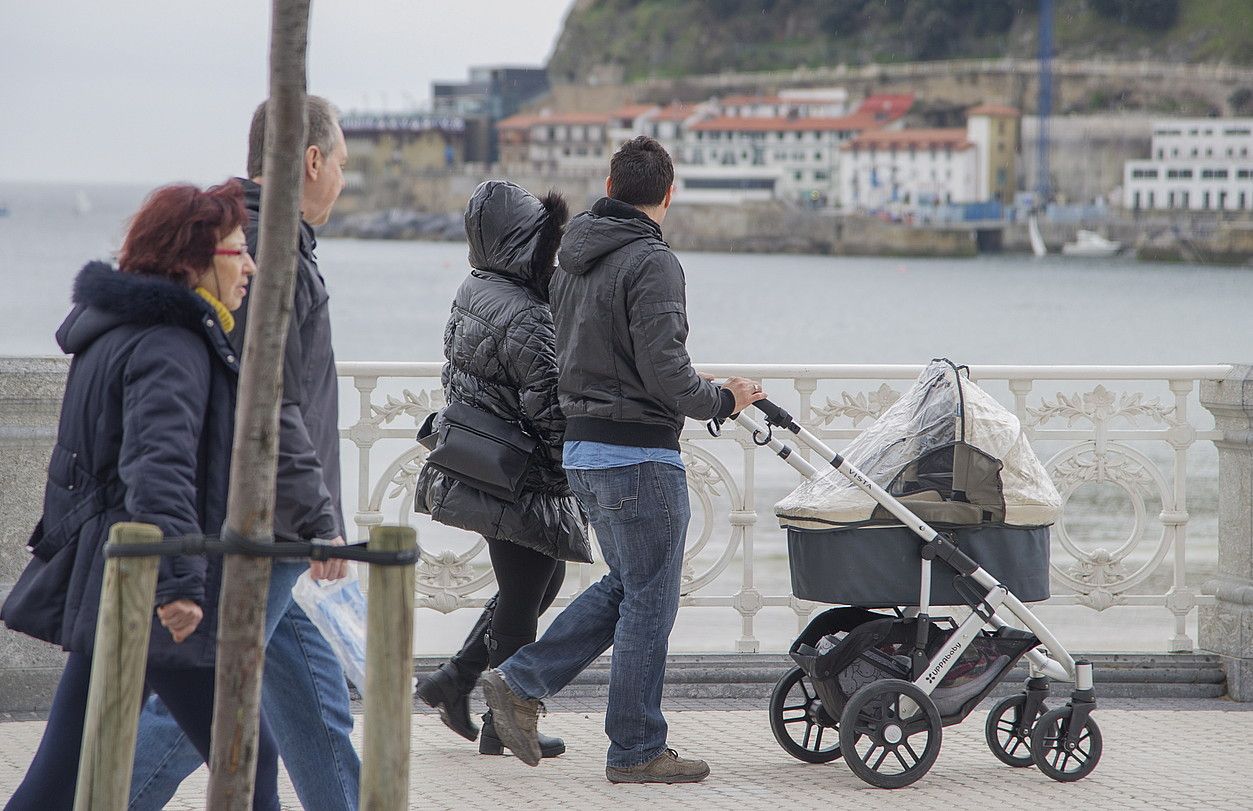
xmin=1 ymin=263 xmax=238 ymax=669
xmin=552 ymin=197 xmax=730 ymax=451
xmin=414 ymin=181 xmax=591 ymax=563
xmin=231 ymin=179 xmax=342 ymax=542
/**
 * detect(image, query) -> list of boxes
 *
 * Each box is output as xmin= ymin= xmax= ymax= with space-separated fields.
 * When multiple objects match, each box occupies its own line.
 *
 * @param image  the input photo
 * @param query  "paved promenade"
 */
xmin=1 ymin=698 xmax=1249 ymax=809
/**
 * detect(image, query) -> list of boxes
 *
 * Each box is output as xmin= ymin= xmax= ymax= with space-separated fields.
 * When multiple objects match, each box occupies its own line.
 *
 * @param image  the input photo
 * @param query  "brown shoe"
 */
xmin=606 ymin=748 xmax=710 ymax=784
xmin=479 ymin=669 xmax=542 ymax=766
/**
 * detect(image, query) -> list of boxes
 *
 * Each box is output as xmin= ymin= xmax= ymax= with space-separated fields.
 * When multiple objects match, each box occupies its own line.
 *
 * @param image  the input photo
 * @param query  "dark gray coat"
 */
xmin=551 ymin=197 xmax=732 ymax=451
xmin=1 ymin=263 xmax=238 ymax=669
xmin=232 ymin=179 xmax=342 ymax=542
xmin=414 ymin=181 xmax=591 ymax=563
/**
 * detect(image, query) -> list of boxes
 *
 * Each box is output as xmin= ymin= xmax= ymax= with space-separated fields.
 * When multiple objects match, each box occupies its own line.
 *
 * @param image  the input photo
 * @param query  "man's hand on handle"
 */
xmin=309 ymin=536 xmax=349 ymax=582
xmin=722 ymin=377 xmax=768 ymax=414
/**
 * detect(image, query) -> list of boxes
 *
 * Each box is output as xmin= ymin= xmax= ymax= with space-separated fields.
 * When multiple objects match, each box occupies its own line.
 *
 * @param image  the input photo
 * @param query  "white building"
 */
xmin=841 ymin=129 xmax=979 ymax=210
xmin=683 ymin=113 xmax=879 ymax=206
xmin=495 ymin=112 xmax=610 ymax=173
xmin=1122 ymin=118 xmax=1253 ymax=211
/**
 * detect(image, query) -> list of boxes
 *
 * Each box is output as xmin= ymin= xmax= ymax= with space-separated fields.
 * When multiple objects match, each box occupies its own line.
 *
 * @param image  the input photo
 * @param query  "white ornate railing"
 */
xmin=340 ymin=362 xmax=1231 ymax=653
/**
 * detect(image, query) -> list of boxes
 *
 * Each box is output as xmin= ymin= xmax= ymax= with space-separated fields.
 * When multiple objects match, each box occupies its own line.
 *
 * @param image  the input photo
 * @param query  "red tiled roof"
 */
xmin=843 ymin=128 xmax=973 ymax=150
xmin=495 ymin=112 xmax=611 ymax=130
xmin=689 ymin=114 xmax=880 ymax=133
xmin=855 ymin=94 xmax=915 ymax=122
xmin=967 ymin=104 xmax=1021 ymax=117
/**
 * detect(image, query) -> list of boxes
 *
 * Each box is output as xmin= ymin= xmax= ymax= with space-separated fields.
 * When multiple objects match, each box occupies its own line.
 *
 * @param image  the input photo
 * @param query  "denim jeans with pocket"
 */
xmin=128 ymin=560 xmax=360 ymax=811
xmin=499 ymin=461 xmax=690 ymax=768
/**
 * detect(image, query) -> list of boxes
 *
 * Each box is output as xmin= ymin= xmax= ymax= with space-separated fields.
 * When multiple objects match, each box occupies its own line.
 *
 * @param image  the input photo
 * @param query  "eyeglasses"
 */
xmin=214 ymin=248 xmax=248 ymax=256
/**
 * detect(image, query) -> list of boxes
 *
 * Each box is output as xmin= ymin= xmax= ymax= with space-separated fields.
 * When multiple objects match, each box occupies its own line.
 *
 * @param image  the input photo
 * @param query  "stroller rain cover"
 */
xmin=776 ymin=360 xmax=1061 ymax=531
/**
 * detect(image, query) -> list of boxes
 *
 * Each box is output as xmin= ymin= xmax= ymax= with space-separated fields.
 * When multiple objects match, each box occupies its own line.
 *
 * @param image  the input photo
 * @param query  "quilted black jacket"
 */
xmin=414 ymin=181 xmax=591 ymax=563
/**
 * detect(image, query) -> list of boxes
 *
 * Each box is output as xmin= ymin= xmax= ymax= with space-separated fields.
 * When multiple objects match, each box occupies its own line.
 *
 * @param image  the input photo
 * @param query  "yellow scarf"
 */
xmin=194 ymin=287 xmax=234 ymax=334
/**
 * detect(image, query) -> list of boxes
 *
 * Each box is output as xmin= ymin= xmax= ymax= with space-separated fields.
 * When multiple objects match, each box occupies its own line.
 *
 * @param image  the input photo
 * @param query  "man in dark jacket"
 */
xmin=129 ymin=97 xmax=360 ymax=811
xmin=482 ymin=136 xmax=765 ymax=782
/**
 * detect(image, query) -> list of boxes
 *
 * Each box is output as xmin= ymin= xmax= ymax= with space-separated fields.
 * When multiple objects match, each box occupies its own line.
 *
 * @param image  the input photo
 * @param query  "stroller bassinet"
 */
xmin=775 ymin=360 xmax=1061 ymax=607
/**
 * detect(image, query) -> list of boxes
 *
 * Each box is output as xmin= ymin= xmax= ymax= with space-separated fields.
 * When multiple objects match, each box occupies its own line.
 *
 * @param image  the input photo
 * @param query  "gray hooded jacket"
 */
xmin=551 ymin=197 xmax=732 ymax=451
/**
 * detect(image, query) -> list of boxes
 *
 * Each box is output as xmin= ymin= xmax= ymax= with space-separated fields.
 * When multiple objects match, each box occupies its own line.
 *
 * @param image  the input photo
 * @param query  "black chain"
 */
xmin=103 ymin=527 xmax=419 ymax=566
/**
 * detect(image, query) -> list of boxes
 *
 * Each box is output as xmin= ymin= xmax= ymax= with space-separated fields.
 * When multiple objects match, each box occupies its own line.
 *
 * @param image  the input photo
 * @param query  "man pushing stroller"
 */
xmin=479 ymin=135 xmax=765 ymax=783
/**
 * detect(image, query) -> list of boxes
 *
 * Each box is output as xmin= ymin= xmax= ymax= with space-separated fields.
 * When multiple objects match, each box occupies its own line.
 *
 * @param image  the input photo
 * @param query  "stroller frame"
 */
xmin=728 ymin=399 xmax=1101 ymax=787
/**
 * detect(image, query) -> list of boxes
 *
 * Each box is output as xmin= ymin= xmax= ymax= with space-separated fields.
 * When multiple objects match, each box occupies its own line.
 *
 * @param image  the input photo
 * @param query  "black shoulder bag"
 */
xmin=417 ymin=401 xmax=537 ymax=504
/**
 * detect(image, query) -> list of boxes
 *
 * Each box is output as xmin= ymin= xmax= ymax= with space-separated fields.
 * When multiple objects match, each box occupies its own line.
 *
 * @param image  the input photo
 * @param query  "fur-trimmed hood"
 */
xmin=56 ymin=262 xmax=238 ymax=370
xmin=464 ymin=181 xmax=568 ymax=296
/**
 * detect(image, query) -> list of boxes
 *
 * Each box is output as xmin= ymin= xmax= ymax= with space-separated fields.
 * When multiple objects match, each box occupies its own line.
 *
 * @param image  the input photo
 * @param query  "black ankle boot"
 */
xmin=415 ymin=663 xmax=478 ymax=741
xmin=479 ymin=710 xmax=565 ymax=758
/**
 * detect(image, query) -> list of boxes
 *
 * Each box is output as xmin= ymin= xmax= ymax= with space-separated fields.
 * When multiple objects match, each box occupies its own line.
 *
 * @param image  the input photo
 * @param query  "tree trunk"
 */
xmin=205 ymin=2 xmax=310 ymax=808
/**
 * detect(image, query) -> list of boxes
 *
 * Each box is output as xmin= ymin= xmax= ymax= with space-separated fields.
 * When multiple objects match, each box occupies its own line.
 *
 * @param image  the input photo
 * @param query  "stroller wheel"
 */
xmin=839 ymin=679 xmax=942 ymax=789
xmin=769 ymin=666 xmax=844 ymax=763
xmin=1030 ymin=706 xmax=1102 ymax=782
xmin=985 ymin=693 xmax=1047 ymax=768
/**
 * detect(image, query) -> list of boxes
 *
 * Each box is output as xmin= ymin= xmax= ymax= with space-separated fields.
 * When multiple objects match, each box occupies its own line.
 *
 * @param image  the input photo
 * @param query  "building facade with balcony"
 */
xmin=683 ymin=113 xmax=880 ymax=207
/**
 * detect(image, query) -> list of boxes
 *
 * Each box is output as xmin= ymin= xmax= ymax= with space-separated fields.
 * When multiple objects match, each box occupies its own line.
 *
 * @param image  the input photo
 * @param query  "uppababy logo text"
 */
xmin=925 ymin=640 xmax=964 ymax=683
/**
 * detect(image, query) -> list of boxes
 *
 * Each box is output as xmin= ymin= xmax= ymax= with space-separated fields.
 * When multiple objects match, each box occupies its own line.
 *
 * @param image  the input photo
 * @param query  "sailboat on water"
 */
xmin=74 ymin=190 xmax=93 ymax=216
xmin=1028 ymin=214 xmax=1047 ymax=257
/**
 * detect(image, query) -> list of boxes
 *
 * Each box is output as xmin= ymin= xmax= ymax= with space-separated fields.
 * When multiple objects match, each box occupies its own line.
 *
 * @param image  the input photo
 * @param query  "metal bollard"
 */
xmin=360 ymin=525 xmax=417 ymax=810
xmin=74 ymin=522 xmax=162 ymax=811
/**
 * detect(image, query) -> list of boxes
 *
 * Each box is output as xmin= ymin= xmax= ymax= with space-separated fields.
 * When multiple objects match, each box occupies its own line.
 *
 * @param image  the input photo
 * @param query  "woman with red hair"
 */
xmin=1 ymin=182 xmax=279 ymax=810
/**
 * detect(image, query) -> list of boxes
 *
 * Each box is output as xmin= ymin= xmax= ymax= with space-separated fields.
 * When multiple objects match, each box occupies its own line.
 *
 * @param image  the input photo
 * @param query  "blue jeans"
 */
xmin=129 ymin=561 xmax=360 ymax=811
xmin=499 ymin=462 xmax=690 ymax=768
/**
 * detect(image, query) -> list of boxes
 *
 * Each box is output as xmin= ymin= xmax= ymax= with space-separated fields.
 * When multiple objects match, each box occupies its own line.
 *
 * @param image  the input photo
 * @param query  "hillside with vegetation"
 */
xmin=547 ymin=0 xmax=1253 ymax=82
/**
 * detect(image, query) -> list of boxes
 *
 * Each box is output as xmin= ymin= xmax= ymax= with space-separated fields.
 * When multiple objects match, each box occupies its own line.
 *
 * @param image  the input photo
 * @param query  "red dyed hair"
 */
xmin=118 ymin=181 xmax=248 ymax=286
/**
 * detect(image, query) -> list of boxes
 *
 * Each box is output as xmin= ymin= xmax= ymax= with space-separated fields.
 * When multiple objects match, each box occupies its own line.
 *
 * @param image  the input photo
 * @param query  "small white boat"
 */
xmin=1061 ymin=230 xmax=1121 ymax=257
xmin=1028 ymin=214 xmax=1047 ymax=257
xmin=74 ymin=190 xmax=93 ymax=216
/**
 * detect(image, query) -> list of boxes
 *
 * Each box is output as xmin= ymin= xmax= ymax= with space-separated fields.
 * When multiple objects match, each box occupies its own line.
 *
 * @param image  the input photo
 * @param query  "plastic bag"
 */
xmin=291 ymin=566 xmax=368 ymax=693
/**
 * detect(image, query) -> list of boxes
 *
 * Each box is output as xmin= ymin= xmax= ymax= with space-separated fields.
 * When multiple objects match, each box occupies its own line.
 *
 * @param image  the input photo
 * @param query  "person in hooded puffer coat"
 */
xmin=0 ymin=182 xmax=281 ymax=811
xmin=414 ymin=181 xmax=591 ymax=758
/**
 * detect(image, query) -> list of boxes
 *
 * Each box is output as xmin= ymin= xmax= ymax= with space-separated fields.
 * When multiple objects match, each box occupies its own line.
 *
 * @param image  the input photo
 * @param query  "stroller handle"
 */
xmin=750 ymin=398 xmax=800 ymax=433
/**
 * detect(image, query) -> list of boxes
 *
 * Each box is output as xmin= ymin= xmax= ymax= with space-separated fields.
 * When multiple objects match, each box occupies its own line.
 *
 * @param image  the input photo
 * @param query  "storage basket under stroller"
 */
xmin=788 ymin=606 xmax=1040 ymax=725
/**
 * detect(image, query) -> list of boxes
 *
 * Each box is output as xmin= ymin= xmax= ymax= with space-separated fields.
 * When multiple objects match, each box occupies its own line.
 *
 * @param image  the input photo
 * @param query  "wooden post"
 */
xmin=73 ymin=522 xmax=162 ymax=811
xmin=360 ymin=525 xmax=417 ymax=810
xmin=206 ymin=1 xmax=310 ymax=807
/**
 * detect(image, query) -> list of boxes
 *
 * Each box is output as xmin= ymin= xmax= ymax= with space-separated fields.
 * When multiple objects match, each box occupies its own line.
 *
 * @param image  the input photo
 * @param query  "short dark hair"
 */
xmin=119 ymin=181 xmax=248 ymax=287
xmin=246 ymin=95 xmax=340 ymax=179
xmin=608 ymin=136 xmax=674 ymax=207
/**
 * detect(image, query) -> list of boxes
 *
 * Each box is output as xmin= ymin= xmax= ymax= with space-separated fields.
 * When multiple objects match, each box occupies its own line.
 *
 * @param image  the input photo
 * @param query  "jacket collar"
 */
xmin=56 ymin=262 xmax=240 ymax=373
xmin=590 ymin=197 xmax=662 ymax=239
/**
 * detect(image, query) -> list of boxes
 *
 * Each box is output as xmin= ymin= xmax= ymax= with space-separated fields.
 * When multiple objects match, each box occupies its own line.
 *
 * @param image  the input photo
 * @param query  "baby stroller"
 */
xmin=723 ymin=360 xmax=1100 ymax=788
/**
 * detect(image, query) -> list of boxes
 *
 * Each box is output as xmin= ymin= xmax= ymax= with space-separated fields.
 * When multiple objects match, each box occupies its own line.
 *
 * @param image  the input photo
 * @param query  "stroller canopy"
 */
xmin=776 ymin=360 xmax=1061 ymax=530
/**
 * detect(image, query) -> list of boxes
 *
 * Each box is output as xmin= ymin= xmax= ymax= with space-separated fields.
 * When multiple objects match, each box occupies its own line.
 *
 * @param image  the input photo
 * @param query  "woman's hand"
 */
xmin=156 ymin=599 xmax=203 ymax=644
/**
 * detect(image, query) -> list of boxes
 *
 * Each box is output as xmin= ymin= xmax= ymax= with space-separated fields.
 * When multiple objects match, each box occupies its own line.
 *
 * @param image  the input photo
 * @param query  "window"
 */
xmin=1218 ymin=191 xmax=1228 ymax=209
xmin=1148 ymin=191 xmax=1155 ymax=208
xmin=1181 ymin=191 xmax=1190 ymax=208
xmin=1166 ymin=168 xmax=1193 ymax=179
xmin=1240 ymin=192 xmax=1247 ymax=210
xmin=1238 ymin=169 xmax=1252 ymax=179
xmin=1168 ymin=191 xmax=1175 ymax=207
xmin=1133 ymin=191 xmax=1141 ymax=210
xmin=794 ymin=171 xmax=802 ymax=181
xmin=1201 ymin=169 xmax=1229 ymax=179
xmin=1203 ymin=191 xmax=1211 ymax=209
xmin=1131 ymin=168 xmax=1159 ymax=179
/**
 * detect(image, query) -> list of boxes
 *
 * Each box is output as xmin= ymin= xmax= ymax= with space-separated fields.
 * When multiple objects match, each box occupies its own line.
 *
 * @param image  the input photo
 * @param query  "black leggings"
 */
xmin=485 ymin=537 xmax=565 ymax=667
xmin=5 ymin=653 xmax=279 ymax=811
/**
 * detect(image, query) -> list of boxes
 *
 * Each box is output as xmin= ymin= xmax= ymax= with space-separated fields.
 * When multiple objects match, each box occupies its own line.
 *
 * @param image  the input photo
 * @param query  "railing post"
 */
xmin=1200 ymin=364 xmax=1253 ymax=701
xmin=73 ymin=522 xmax=162 ymax=810
xmin=360 ymin=525 xmax=417 ymax=809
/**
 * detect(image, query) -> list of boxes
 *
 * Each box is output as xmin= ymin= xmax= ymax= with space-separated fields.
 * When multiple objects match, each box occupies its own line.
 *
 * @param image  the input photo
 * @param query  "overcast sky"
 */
xmin=0 ymin=1 xmax=575 ymax=185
